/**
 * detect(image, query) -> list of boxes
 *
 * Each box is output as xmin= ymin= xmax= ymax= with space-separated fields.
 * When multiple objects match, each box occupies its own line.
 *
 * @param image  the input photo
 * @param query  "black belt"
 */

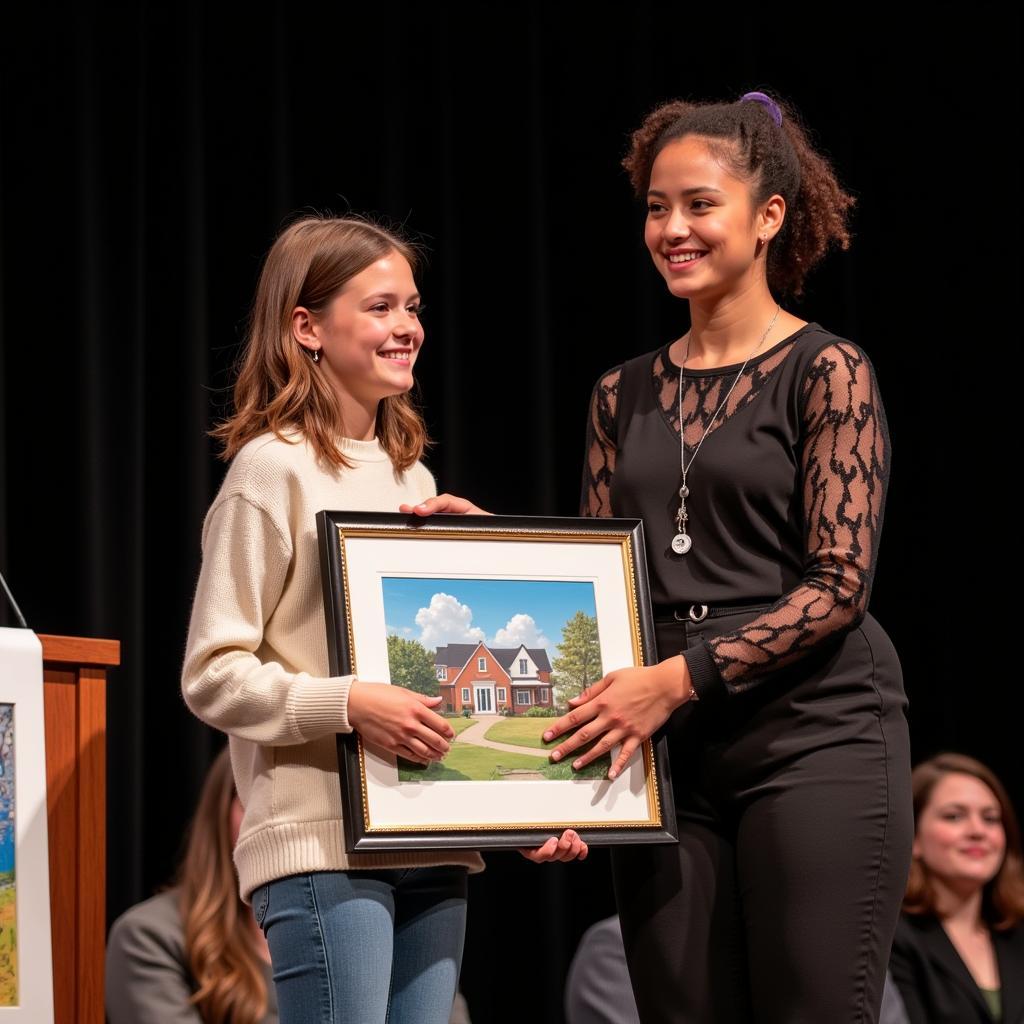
xmin=654 ymin=600 xmax=775 ymax=624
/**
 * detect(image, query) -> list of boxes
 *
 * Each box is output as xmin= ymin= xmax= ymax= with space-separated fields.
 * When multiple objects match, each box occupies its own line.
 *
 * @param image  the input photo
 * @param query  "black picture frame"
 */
xmin=316 ymin=510 xmax=677 ymax=852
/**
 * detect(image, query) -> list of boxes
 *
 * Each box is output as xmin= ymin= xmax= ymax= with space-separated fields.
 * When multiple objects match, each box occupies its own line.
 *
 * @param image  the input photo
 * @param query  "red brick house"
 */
xmin=435 ymin=641 xmax=553 ymax=715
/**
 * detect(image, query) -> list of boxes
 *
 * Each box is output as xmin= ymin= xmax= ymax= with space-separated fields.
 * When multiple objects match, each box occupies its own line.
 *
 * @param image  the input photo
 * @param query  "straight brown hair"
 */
xmin=212 ymin=215 xmax=430 ymax=471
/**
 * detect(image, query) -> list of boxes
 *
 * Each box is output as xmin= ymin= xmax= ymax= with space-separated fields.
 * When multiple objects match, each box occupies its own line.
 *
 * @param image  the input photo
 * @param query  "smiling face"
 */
xmin=644 ymin=135 xmax=782 ymax=303
xmin=301 ymin=251 xmax=424 ymax=410
xmin=914 ymin=772 xmax=1007 ymax=895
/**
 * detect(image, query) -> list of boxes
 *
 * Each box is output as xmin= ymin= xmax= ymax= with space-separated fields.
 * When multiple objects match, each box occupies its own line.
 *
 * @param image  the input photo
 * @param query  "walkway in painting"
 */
xmin=456 ymin=717 xmax=551 ymax=757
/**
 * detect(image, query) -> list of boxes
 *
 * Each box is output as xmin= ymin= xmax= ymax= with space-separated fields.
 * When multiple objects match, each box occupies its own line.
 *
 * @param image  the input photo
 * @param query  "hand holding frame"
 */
xmin=542 ymin=657 xmax=694 ymax=779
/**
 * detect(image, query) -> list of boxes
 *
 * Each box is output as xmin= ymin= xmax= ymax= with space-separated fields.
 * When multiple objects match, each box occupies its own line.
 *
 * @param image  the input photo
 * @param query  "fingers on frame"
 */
xmin=527 ymin=837 xmax=558 ymax=862
xmin=413 ymin=726 xmax=450 ymax=755
xmin=608 ymin=738 xmax=639 ymax=780
xmin=563 ymin=838 xmax=585 ymax=862
xmin=406 ymin=737 xmax=435 ymax=760
xmin=570 ymin=676 xmax=610 ymax=705
xmin=555 ymin=834 xmax=586 ymax=862
xmin=553 ymin=708 xmax=617 ymax=762
xmin=552 ymin=701 xmax=600 ymax=743
xmin=398 ymin=745 xmax=431 ymax=766
xmin=518 ymin=834 xmax=588 ymax=862
xmin=420 ymin=707 xmax=454 ymax=735
xmin=551 ymin=724 xmax=593 ymax=762
xmin=567 ymin=728 xmax=624 ymax=770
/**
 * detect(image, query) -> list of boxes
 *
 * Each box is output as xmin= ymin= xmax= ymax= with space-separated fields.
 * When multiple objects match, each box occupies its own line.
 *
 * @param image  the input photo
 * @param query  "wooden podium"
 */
xmin=40 ymin=634 xmax=119 ymax=1024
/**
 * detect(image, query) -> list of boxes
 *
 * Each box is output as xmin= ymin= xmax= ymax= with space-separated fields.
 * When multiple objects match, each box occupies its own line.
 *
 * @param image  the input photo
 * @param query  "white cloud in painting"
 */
xmin=416 ymin=593 xmax=486 ymax=649
xmin=493 ymin=613 xmax=550 ymax=651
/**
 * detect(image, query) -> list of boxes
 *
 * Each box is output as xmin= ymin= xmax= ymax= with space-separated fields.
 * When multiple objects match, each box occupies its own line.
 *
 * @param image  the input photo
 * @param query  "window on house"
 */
xmin=436 ymin=666 xmax=447 ymax=681
xmin=478 ymin=657 xmax=487 ymax=671
xmin=519 ymin=658 xmax=528 ymax=674
xmin=462 ymin=688 xmax=470 ymax=703
xmin=497 ymin=688 xmax=506 ymax=702
xmin=516 ymin=690 xmax=532 ymax=706
xmin=538 ymin=688 xmax=549 ymax=702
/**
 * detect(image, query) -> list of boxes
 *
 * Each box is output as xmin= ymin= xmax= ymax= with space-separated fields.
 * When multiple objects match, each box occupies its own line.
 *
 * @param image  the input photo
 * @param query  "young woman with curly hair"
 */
xmin=891 ymin=753 xmax=1024 ymax=1023
xmin=536 ymin=92 xmax=914 ymax=1022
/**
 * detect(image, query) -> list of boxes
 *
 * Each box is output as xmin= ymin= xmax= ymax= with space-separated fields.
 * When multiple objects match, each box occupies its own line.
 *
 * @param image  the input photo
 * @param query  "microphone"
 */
xmin=0 ymin=569 xmax=28 ymax=629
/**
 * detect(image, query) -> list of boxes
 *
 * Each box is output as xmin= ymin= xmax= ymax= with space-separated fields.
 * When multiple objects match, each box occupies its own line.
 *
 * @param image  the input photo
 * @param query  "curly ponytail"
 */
xmin=622 ymin=94 xmax=854 ymax=296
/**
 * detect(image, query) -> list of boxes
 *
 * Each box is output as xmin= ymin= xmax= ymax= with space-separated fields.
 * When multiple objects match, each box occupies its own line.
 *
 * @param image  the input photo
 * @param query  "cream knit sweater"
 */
xmin=182 ymin=431 xmax=483 ymax=899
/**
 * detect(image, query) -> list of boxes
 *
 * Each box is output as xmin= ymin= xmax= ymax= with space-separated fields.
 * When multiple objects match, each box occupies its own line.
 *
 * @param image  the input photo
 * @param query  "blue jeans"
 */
xmin=252 ymin=867 xmax=468 ymax=1024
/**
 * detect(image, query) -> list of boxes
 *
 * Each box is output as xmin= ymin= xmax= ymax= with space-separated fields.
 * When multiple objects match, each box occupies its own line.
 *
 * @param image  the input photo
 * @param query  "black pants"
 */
xmin=612 ymin=605 xmax=913 ymax=1024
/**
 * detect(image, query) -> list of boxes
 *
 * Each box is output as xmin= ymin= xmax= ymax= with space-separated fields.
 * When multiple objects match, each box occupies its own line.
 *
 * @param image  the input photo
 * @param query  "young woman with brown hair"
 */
xmin=180 ymin=214 xmax=584 ymax=1024
xmin=891 ymin=753 xmax=1024 ymax=1023
xmin=534 ymin=92 xmax=914 ymax=1022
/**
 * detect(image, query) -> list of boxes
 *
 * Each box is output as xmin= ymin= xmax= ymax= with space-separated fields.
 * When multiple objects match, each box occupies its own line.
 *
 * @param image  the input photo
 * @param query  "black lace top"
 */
xmin=580 ymin=323 xmax=892 ymax=698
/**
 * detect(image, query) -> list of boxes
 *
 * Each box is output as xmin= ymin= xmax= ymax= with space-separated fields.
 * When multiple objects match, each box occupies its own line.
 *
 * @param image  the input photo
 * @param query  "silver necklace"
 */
xmin=671 ymin=305 xmax=781 ymax=555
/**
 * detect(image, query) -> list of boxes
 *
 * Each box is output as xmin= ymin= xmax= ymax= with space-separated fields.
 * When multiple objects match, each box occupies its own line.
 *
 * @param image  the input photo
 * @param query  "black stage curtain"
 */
xmin=1 ymin=6 xmax=1019 ymax=1021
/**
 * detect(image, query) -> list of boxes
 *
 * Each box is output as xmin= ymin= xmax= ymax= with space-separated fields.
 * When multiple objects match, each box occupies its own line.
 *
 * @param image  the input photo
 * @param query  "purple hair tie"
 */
xmin=740 ymin=91 xmax=782 ymax=127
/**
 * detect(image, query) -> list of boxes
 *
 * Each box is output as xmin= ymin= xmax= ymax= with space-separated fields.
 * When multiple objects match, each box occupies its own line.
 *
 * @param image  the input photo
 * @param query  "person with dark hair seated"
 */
xmin=890 ymin=753 xmax=1024 ymax=1023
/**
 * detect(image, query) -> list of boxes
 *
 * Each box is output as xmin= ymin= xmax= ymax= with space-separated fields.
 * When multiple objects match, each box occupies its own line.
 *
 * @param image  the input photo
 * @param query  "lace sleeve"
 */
xmin=683 ymin=342 xmax=891 ymax=697
xmin=580 ymin=367 xmax=622 ymax=518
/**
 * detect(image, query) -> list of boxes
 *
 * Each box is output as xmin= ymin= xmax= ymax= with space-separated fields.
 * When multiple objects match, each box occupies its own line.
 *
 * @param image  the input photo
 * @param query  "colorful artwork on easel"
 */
xmin=0 ymin=703 xmax=16 ymax=1005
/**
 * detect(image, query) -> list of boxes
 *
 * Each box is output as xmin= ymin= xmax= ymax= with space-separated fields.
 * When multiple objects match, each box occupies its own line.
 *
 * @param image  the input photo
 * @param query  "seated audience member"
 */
xmin=106 ymin=746 xmax=473 ymax=1023
xmin=106 ymin=747 xmax=276 ymax=1024
xmin=890 ymin=752 xmax=1024 ymax=1024
xmin=565 ymin=916 xmax=639 ymax=1024
xmin=566 ymin=915 xmax=910 ymax=1024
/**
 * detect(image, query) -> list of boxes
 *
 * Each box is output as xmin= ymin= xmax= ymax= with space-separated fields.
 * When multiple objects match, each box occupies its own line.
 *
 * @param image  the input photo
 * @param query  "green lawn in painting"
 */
xmin=0 ymin=882 xmax=16 ymax=1006
xmin=399 ymin=744 xmax=547 ymax=781
xmin=444 ymin=716 xmax=476 ymax=738
xmin=483 ymin=717 xmax=554 ymax=750
xmin=484 ymin=718 xmax=612 ymax=778
xmin=536 ymin=759 xmax=608 ymax=781
xmin=397 ymin=734 xmax=611 ymax=782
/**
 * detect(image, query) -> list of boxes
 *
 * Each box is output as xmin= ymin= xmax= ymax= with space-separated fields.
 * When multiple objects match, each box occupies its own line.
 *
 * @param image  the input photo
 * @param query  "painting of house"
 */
xmin=435 ymin=641 xmax=553 ymax=716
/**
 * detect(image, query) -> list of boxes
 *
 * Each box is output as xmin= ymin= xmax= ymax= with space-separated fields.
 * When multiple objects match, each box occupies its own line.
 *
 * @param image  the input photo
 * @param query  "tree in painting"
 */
xmin=386 ymin=635 xmax=440 ymax=696
xmin=550 ymin=612 xmax=603 ymax=707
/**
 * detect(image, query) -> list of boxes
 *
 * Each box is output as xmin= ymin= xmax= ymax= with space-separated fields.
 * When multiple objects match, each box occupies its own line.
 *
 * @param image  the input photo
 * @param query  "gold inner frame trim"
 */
xmin=334 ymin=522 xmax=664 ymax=833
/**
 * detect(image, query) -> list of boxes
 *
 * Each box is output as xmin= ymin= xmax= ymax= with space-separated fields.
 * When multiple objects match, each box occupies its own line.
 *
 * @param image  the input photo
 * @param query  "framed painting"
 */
xmin=316 ymin=512 xmax=677 ymax=852
xmin=0 ymin=628 xmax=54 ymax=1022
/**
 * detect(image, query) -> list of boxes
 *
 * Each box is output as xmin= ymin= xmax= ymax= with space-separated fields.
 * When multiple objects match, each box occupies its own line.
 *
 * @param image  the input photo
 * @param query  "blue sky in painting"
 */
xmin=382 ymin=577 xmax=598 ymax=658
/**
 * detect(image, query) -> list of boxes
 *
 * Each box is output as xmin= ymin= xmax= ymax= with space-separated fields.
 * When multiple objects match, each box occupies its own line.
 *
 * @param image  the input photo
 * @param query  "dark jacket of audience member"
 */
xmin=889 ymin=753 xmax=1024 ymax=1024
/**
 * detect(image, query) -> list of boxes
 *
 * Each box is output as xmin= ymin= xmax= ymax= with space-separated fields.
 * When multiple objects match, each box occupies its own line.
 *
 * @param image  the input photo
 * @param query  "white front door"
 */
xmin=474 ymin=683 xmax=496 ymax=714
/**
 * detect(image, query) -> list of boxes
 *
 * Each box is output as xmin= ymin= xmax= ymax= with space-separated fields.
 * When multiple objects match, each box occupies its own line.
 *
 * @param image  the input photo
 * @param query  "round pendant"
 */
xmin=679 ymin=484 xmax=689 ymax=499
xmin=671 ymin=533 xmax=692 ymax=555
